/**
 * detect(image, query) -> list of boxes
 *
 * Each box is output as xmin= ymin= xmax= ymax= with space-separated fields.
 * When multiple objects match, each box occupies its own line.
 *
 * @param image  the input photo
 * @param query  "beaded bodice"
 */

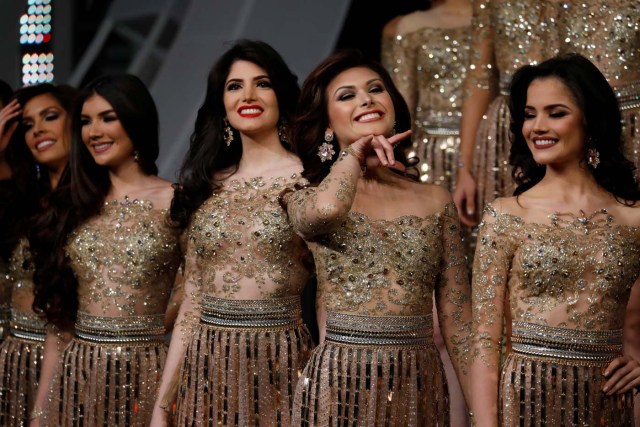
xmin=7 ymin=238 xmax=35 ymax=315
xmin=184 ymin=174 xmax=311 ymax=300
xmin=66 ymin=198 xmax=181 ymax=317
xmin=470 ymin=0 xmax=640 ymax=92
xmin=382 ymin=25 xmax=471 ymax=132
xmin=474 ymin=204 xmax=640 ymax=334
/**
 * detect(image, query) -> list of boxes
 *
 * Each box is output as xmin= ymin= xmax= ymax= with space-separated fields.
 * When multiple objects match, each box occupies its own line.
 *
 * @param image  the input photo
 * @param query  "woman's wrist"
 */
xmin=29 ymin=406 xmax=44 ymax=420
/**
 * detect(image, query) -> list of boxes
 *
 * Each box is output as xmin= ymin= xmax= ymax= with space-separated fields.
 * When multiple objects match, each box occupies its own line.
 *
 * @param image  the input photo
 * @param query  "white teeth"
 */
xmin=240 ymin=108 xmax=261 ymax=114
xmin=94 ymin=143 xmax=112 ymax=151
xmin=36 ymin=140 xmax=55 ymax=150
xmin=358 ymin=112 xmax=381 ymax=121
xmin=534 ymin=139 xmax=556 ymax=147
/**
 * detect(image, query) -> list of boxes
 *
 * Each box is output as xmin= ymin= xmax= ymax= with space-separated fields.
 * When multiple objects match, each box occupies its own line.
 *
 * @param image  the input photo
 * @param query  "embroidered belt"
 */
xmin=325 ymin=311 xmax=433 ymax=347
xmin=511 ymin=321 xmax=622 ymax=362
xmin=200 ymin=295 xmax=302 ymax=330
xmin=74 ymin=312 xmax=166 ymax=344
xmin=613 ymin=80 xmax=640 ymax=111
xmin=10 ymin=309 xmax=46 ymax=342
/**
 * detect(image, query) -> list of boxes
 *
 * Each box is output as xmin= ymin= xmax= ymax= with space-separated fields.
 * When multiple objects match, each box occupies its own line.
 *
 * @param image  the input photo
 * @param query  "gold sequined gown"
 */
xmin=0 ymin=256 xmax=11 ymax=340
xmin=0 ymin=238 xmax=46 ymax=426
xmin=468 ymin=0 xmax=640 ymax=212
xmin=473 ymin=204 xmax=640 ymax=426
xmin=42 ymin=198 xmax=181 ymax=427
xmin=286 ymin=183 xmax=471 ymax=426
xmin=381 ymin=25 xmax=470 ymax=190
xmin=175 ymin=175 xmax=313 ymax=427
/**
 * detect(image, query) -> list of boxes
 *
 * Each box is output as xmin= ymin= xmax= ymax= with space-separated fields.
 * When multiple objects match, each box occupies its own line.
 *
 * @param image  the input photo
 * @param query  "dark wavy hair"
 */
xmin=509 ymin=53 xmax=639 ymax=202
xmin=1 ymin=83 xmax=77 ymax=262
xmin=170 ymin=39 xmax=300 ymax=228
xmin=292 ymin=49 xmax=412 ymax=184
xmin=32 ymin=74 xmax=160 ymax=328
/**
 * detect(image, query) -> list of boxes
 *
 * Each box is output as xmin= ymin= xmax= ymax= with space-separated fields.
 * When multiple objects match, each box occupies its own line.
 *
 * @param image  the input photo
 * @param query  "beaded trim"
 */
xmin=9 ymin=309 xmax=46 ymax=342
xmin=325 ymin=311 xmax=434 ymax=347
xmin=613 ymin=80 xmax=640 ymax=111
xmin=75 ymin=312 xmax=166 ymax=344
xmin=200 ymin=295 xmax=302 ymax=330
xmin=511 ymin=321 xmax=622 ymax=362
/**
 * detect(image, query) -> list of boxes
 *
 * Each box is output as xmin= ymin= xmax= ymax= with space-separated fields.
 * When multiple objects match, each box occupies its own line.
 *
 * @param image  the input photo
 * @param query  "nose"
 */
xmin=360 ymin=94 xmax=372 ymax=107
xmin=532 ymin=115 xmax=548 ymax=133
xmin=88 ymin=121 xmax=102 ymax=139
xmin=31 ymin=119 xmax=44 ymax=136
xmin=242 ymin=84 xmax=256 ymax=101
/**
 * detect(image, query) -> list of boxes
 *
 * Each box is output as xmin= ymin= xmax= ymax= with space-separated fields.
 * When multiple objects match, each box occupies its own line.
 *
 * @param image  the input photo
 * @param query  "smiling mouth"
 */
xmin=92 ymin=142 xmax=113 ymax=153
xmin=533 ymin=138 xmax=557 ymax=148
xmin=355 ymin=112 xmax=383 ymax=122
xmin=35 ymin=140 xmax=55 ymax=151
xmin=238 ymin=107 xmax=263 ymax=117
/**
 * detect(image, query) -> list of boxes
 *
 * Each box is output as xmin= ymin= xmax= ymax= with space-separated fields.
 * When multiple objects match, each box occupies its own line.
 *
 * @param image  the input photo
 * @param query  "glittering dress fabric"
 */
xmin=468 ymin=1 xmax=640 ymax=211
xmin=0 ymin=257 xmax=12 ymax=340
xmin=0 ymin=239 xmax=46 ymax=427
xmin=473 ymin=204 xmax=640 ymax=426
xmin=285 ymin=186 xmax=471 ymax=426
xmin=381 ymin=25 xmax=470 ymax=190
xmin=42 ymin=198 xmax=181 ymax=427
xmin=176 ymin=175 xmax=313 ymax=427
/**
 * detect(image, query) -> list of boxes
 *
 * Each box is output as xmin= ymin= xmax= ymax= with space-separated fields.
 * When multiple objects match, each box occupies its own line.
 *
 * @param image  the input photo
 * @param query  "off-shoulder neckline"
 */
xmin=391 ymin=23 xmax=471 ymax=39
xmin=350 ymin=202 xmax=456 ymax=224
xmin=103 ymin=197 xmax=168 ymax=212
xmin=485 ymin=203 xmax=640 ymax=231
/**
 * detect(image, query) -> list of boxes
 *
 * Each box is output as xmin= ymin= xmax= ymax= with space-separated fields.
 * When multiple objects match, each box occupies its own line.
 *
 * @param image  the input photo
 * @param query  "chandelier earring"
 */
xmin=278 ymin=119 xmax=289 ymax=143
xmin=35 ymin=163 xmax=41 ymax=180
xmin=587 ymin=137 xmax=600 ymax=169
xmin=134 ymin=150 xmax=140 ymax=162
xmin=317 ymin=130 xmax=335 ymax=162
xmin=223 ymin=119 xmax=234 ymax=146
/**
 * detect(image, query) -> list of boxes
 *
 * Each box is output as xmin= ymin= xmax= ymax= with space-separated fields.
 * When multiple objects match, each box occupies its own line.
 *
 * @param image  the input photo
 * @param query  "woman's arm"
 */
xmin=453 ymin=0 xmax=497 ymax=226
xmin=466 ymin=205 xmax=512 ymax=426
xmin=285 ymin=132 xmax=410 ymax=240
xmin=29 ymin=327 xmax=71 ymax=427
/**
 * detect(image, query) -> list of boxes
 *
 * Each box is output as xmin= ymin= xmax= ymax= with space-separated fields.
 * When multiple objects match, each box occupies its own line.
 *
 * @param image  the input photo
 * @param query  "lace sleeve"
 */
xmin=283 ymin=152 xmax=361 ymax=239
xmin=382 ymin=32 xmax=417 ymax=114
xmin=466 ymin=0 xmax=498 ymax=93
xmin=435 ymin=203 xmax=472 ymax=377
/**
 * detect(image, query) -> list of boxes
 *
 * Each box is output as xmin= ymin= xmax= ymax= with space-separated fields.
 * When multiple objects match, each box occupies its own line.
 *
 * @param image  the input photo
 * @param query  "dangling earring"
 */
xmin=35 ymin=163 xmax=41 ymax=180
xmin=278 ymin=119 xmax=288 ymax=143
xmin=317 ymin=130 xmax=335 ymax=162
xmin=223 ymin=119 xmax=234 ymax=146
xmin=134 ymin=150 xmax=140 ymax=162
xmin=588 ymin=148 xmax=600 ymax=168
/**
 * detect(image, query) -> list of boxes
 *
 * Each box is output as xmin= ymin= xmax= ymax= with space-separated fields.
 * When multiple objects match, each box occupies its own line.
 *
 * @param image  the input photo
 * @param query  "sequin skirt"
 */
xmin=500 ymin=322 xmax=634 ymax=426
xmin=177 ymin=295 xmax=313 ymax=427
xmin=292 ymin=312 xmax=448 ymax=427
xmin=0 ymin=310 xmax=46 ymax=426
xmin=43 ymin=312 xmax=167 ymax=427
xmin=409 ymin=124 xmax=460 ymax=191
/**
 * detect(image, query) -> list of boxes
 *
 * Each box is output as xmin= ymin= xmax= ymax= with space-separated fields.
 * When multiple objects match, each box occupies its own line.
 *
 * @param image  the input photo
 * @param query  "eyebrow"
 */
xmin=22 ymin=106 xmax=60 ymax=119
xmin=225 ymin=74 xmax=270 ymax=84
xmin=81 ymin=108 xmax=116 ymax=117
xmin=333 ymin=78 xmax=383 ymax=96
xmin=524 ymin=103 xmax=571 ymax=110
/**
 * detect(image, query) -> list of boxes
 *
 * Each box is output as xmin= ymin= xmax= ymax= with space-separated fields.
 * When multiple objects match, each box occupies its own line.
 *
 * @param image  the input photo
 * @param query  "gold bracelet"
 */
xmin=29 ymin=406 xmax=44 ymax=420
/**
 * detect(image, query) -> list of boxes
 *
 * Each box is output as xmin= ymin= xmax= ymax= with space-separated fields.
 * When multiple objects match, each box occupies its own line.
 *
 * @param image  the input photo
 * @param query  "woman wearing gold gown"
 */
xmin=285 ymin=50 xmax=471 ymax=426
xmin=30 ymin=75 xmax=181 ymax=426
xmin=469 ymin=54 xmax=640 ymax=426
xmin=150 ymin=40 xmax=313 ymax=427
xmin=454 ymin=0 xmax=640 ymax=227
xmin=0 ymin=84 xmax=76 ymax=426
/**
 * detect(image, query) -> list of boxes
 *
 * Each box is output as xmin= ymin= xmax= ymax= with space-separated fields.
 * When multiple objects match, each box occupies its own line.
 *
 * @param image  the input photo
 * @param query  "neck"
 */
xmin=47 ymin=160 xmax=67 ymax=189
xmin=107 ymin=161 xmax=148 ymax=199
xmin=236 ymin=131 xmax=292 ymax=174
xmin=538 ymin=162 xmax=603 ymax=202
xmin=439 ymin=0 xmax=472 ymax=10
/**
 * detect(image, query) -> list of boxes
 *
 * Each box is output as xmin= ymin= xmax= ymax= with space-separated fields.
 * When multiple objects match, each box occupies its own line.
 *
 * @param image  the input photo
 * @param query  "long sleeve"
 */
xmin=434 ymin=203 xmax=473 ymax=399
xmin=468 ymin=205 xmax=515 ymax=426
xmin=284 ymin=152 xmax=362 ymax=239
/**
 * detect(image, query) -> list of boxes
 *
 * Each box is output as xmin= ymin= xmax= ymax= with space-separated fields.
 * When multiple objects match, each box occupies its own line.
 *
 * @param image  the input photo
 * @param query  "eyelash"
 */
xmin=524 ymin=111 xmax=568 ymax=119
xmin=227 ymin=80 xmax=272 ymax=91
xmin=338 ymin=85 xmax=385 ymax=101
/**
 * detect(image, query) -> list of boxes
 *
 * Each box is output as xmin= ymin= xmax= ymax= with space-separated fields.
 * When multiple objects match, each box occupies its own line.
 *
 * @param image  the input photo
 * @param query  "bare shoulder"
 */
xmin=396 ymin=10 xmax=438 ymax=34
xmin=610 ymin=201 xmax=640 ymax=228
xmin=382 ymin=15 xmax=404 ymax=36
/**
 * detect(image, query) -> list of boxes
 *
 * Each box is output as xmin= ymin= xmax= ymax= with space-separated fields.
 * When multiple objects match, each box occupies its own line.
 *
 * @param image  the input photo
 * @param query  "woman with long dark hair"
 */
xmin=0 ymin=83 xmax=76 ymax=426
xmin=469 ymin=53 xmax=640 ymax=426
xmin=283 ymin=49 xmax=471 ymax=426
xmin=29 ymin=74 xmax=181 ymax=427
xmin=150 ymin=39 xmax=313 ymax=426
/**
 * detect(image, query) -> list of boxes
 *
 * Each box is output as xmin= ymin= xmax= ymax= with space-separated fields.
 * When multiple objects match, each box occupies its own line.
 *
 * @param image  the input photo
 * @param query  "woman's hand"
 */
xmin=348 ymin=130 xmax=411 ymax=172
xmin=149 ymin=406 xmax=169 ymax=427
xmin=0 ymin=99 xmax=21 ymax=154
xmin=453 ymin=168 xmax=479 ymax=226
xmin=603 ymin=355 xmax=640 ymax=395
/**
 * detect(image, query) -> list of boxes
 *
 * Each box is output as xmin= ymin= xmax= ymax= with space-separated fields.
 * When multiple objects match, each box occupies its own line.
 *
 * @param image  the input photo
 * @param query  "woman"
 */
xmin=30 ymin=74 xmax=182 ymax=427
xmin=0 ymin=83 xmax=76 ymax=426
xmin=284 ymin=49 xmax=471 ymax=426
xmin=469 ymin=53 xmax=640 ymax=426
xmin=150 ymin=39 xmax=313 ymax=426
xmin=453 ymin=0 xmax=640 ymax=227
